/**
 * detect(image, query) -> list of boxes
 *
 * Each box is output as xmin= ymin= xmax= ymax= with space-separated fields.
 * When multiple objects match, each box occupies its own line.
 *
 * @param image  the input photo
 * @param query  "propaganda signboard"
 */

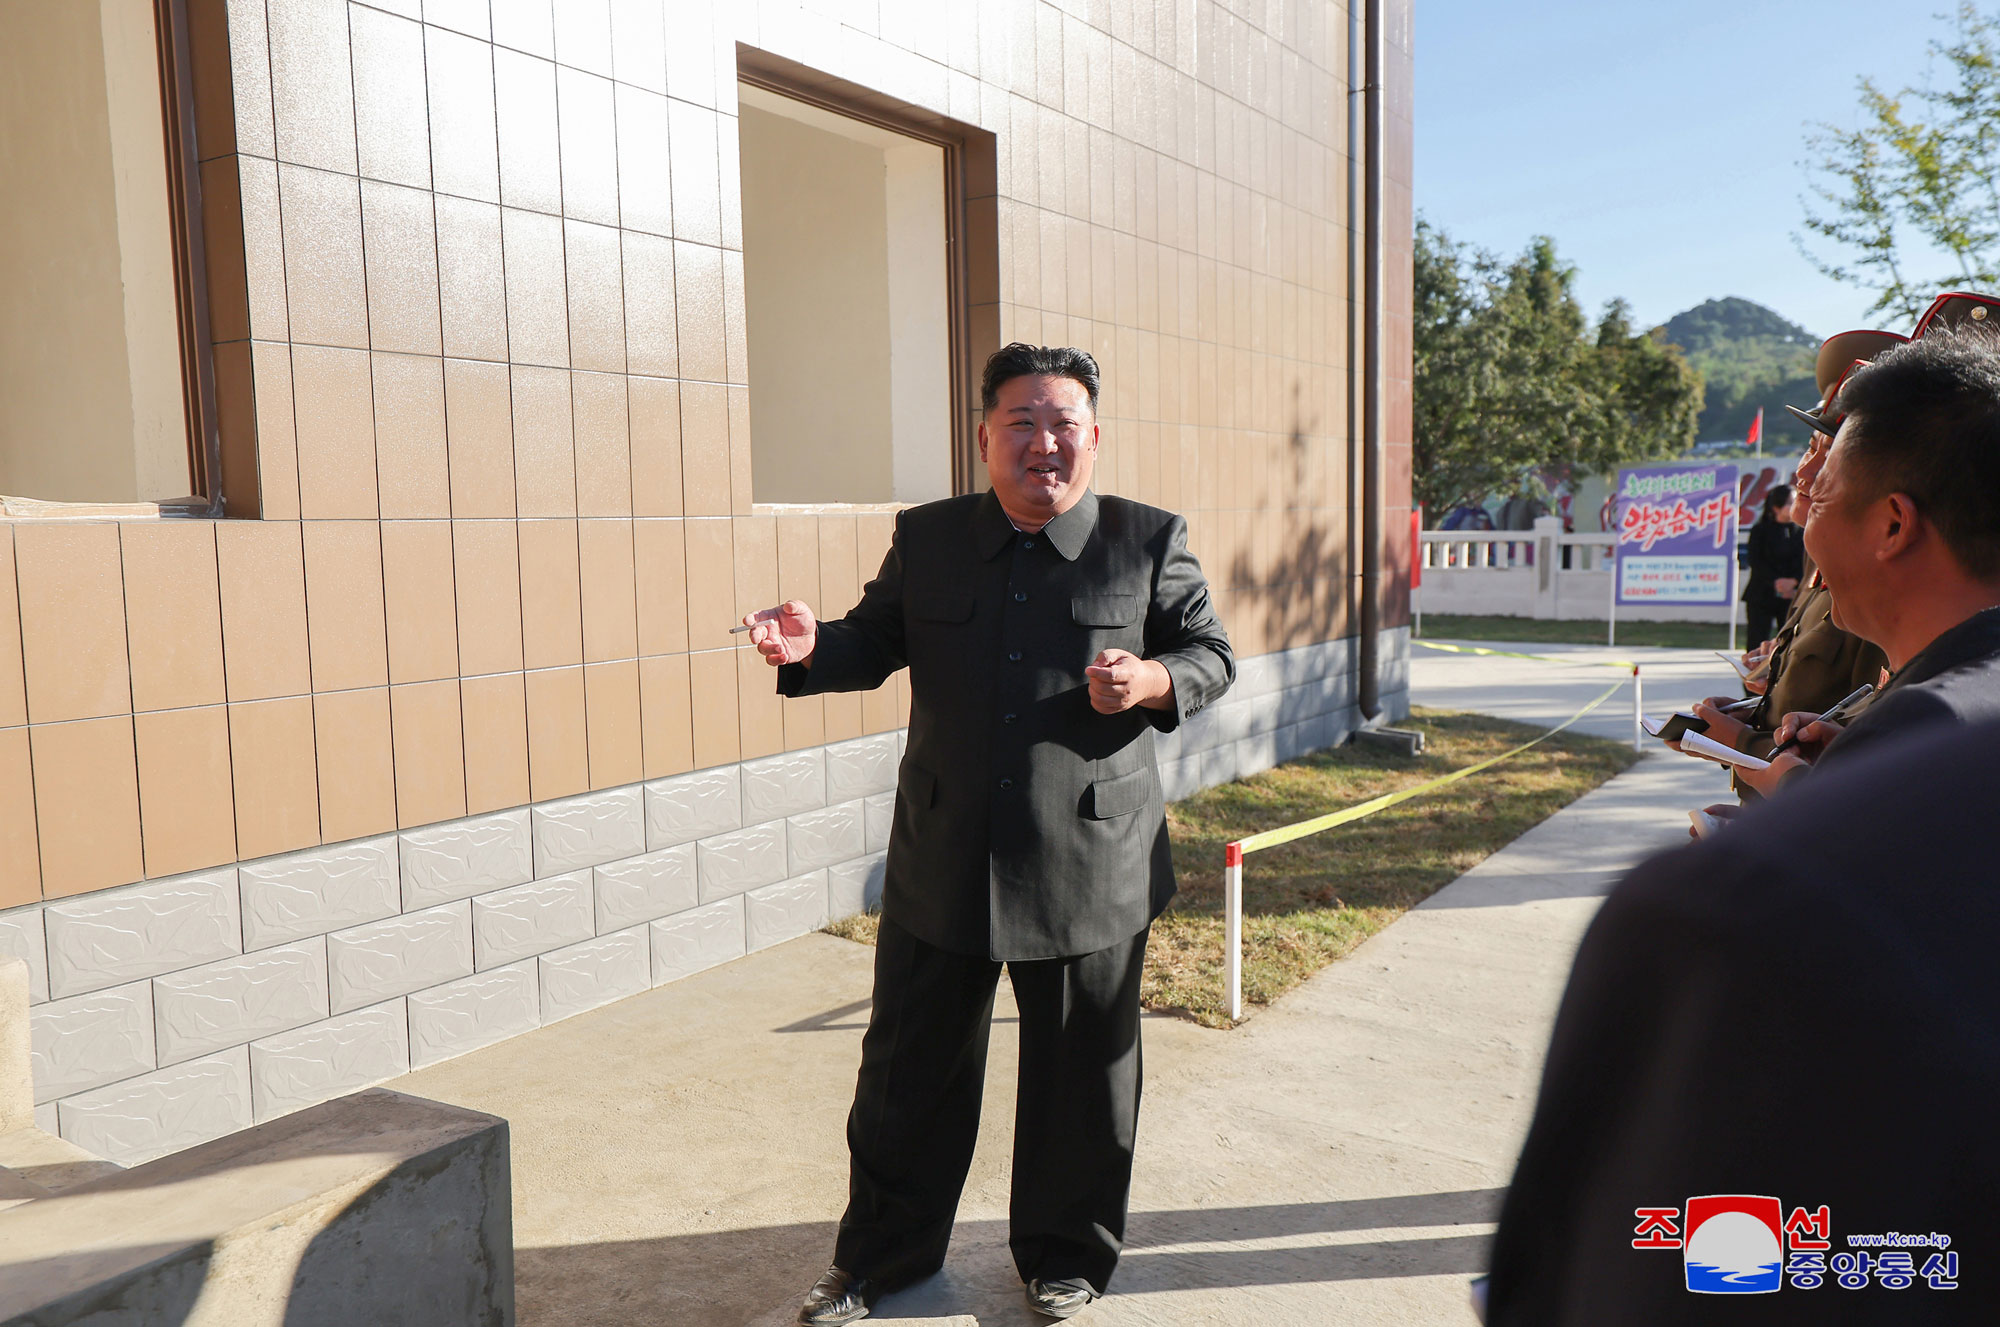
xmin=1614 ymin=463 xmax=1740 ymax=607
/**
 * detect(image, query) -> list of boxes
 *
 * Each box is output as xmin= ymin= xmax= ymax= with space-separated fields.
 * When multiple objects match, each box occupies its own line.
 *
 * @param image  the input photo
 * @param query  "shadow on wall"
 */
xmin=1225 ymin=393 xmax=1350 ymax=655
xmin=511 ymin=1188 xmax=1503 ymax=1325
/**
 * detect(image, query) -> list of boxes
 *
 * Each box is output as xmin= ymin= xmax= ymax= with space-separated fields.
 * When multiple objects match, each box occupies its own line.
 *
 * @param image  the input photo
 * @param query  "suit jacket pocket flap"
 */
xmin=1071 ymin=593 xmax=1141 ymax=627
xmin=901 ymin=762 xmax=938 ymax=808
xmin=911 ymin=591 xmax=975 ymax=622
xmin=1087 ymin=767 xmax=1151 ymax=819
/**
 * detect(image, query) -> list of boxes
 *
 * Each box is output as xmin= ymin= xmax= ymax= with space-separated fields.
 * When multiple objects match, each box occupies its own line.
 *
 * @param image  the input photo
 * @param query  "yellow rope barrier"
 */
xmin=1412 ymin=639 xmax=1640 ymax=671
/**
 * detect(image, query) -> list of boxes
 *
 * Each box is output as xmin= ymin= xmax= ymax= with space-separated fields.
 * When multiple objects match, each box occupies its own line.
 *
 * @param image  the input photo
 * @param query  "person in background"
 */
xmin=1740 ymin=484 xmax=1802 ymax=649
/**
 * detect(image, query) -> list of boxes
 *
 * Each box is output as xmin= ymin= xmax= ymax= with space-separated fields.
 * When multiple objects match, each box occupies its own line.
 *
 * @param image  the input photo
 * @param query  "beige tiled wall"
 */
xmin=0 ymin=0 xmax=1412 ymax=905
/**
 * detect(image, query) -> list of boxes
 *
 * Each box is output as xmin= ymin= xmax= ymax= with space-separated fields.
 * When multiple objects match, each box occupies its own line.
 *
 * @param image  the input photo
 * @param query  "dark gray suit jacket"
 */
xmin=778 ymin=489 xmax=1235 ymax=961
xmin=1815 ymin=604 xmax=2000 ymax=774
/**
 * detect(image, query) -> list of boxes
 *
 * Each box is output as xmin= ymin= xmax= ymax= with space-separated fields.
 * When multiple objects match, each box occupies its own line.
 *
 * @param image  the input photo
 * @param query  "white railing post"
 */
xmin=1225 ymin=842 xmax=1244 ymax=1023
xmin=1632 ymin=664 xmax=1643 ymax=754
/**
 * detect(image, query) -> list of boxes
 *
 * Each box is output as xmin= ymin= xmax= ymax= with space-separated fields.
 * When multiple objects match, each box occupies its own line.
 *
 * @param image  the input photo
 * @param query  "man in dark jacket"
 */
xmin=747 ymin=345 xmax=1235 ymax=1324
xmin=1724 ymin=331 xmax=2000 ymax=797
xmin=1486 ymin=720 xmax=2000 ymax=1324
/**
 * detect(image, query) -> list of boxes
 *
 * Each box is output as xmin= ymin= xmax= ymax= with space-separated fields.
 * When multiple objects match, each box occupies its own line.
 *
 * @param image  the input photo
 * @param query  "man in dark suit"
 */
xmin=1485 ymin=719 xmax=2000 ymax=1324
xmin=746 ymin=344 xmax=1234 ymax=1324
xmin=1724 ymin=330 xmax=2000 ymax=797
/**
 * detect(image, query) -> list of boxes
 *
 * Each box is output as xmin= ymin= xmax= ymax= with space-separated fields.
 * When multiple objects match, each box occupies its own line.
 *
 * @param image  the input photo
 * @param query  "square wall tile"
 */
xmin=517 ymin=519 xmax=583 ymax=670
xmin=461 ymin=672 xmax=530 ymax=814
xmin=632 ymin=519 xmax=687 ymax=656
xmin=349 ymin=4 xmax=430 ymax=189
xmin=135 ymin=707 xmax=237 ymax=881
xmin=556 ymin=71 xmax=619 ymax=227
xmin=268 ymin=0 xmax=357 ymax=173
xmin=360 ymin=186 xmax=444 ymax=364
xmin=250 ymin=340 xmax=302 ymax=520
xmin=727 ymin=388 xmax=753 ymax=515
xmin=372 ymin=352 xmax=451 ymax=518
xmin=494 ymin=48 xmax=561 ymax=214
xmin=0 ymin=531 xmax=22 ymax=728
xmin=31 ymin=718 xmax=143 ymax=899
xmin=278 ymin=165 xmax=368 ymax=350
xmin=510 ymin=364 xmax=577 ymax=516
xmin=667 ymin=101 xmax=721 ymax=249
xmin=687 ymin=650 xmax=739 ymax=771
xmin=583 ymin=661 xmax=641 ymax=789
xmin=217 ymin=521 xmax=311 ymax=702
xmin=578 ymin=520 xmax=637 ymax=663
xmin=673 ymin=241 xmax=725 ymax=385
xmin=452 ymin=521 xmax=525 ymax=677
xmin=291 ymin=345 xmax=380 ymax=520
xmin=525 ymin=667 xmax=588 ymax=802
xmin=736 ymin=639 xmax=784 ymax=761
xmin=638 ymin=654 xmax=693 ymax=780
xmin=627 ymin=376 xmax=683 ymax=517
xmin=301 ymin=521 xmax=389 ymax=693
xmin=391 ymin=681 xmax=468 ymax=829
xmin=608 ymin=0 xmax=665 ymax=92
xmin=622 ymin=231 xmax=677 ymax=380
xmin=381 ymin=521 xmax=460 ymax=683
xmin=435 ymin=197 xmax=509 ymax=362
xmin=0 ymin=728 xmax=40 ymax=906
xmin=228 ymin=697 xmax=320 ymax=861
xmin=677 ymin=380 xmax=728 ymax=517
xmin=313 ymin=689 xmax=397 ymax=844
xmin=501 ymin=208 xmax=570 ymax=368
xmin=615 ymin=89 xmax=672 ymax=238
xmin=443 ymin=358 xmax=516 ymax=518
xmin=572 ymin=371 xmax=632 ymax=517
xmin=120 ymin=522 xmax=225 ymax=714
xmin=424 ymin=26 xmax=500 ymax=204
xmin=680 ymin=517 xmax=734 ymax=653
xmin=14 ymin=523 xmax=130 ymax=725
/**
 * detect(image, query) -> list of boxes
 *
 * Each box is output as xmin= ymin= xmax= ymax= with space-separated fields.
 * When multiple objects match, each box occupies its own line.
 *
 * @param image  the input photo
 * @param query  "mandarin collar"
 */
xmin=973 ymin=488 xmax=1099 ymax=562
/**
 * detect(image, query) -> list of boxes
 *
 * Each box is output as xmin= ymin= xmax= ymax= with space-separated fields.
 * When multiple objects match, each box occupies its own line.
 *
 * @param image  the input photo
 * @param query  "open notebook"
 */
xmin=1678 ymin=730 xmax=1772 ymax=770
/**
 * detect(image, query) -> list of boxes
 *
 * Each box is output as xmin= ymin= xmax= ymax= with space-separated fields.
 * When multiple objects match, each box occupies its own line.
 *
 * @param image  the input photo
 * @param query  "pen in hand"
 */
xmin=1771 ymin=683 xmax=1875 ymax=758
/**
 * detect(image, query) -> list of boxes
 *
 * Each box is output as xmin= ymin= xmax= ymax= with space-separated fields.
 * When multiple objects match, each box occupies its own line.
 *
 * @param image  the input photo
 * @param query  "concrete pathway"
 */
xmin=383 ymin=646 xmax=1742 ymax=1324
xmin=1411 ymin=637 xmax=1747 ymax=746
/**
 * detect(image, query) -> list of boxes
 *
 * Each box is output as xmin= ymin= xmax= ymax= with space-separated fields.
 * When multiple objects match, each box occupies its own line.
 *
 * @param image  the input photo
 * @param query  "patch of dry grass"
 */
xmin=822 ymin=706 xmax=1637 ymax=1029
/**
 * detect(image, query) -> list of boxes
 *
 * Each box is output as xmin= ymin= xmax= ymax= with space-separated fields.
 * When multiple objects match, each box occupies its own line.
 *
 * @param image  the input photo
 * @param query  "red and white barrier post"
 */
xmin=1224 ymin=841 xmax=1244 ymax=1022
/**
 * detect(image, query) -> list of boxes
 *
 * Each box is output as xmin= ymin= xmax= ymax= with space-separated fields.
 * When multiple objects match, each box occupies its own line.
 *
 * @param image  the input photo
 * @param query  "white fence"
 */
xmin=1416 ymin=517 xmax=1744 ymax=625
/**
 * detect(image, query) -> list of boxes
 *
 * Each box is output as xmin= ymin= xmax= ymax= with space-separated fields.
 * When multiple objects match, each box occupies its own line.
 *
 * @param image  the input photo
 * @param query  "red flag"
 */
xmin=1747 ymin=407 xmax=1763 ymax=451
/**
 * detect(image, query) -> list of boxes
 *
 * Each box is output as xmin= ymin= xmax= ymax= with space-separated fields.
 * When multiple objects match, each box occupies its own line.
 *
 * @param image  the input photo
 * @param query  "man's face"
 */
xmin=1801 ymin=422 xmax=1877 ymax=635
xmin=979 ymin=374 xmax=1099 ymax=521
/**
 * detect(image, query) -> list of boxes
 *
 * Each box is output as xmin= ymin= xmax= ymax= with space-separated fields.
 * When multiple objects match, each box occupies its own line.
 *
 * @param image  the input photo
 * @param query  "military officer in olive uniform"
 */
xmin=747 ymin=345 xmax=1235 ymax=1325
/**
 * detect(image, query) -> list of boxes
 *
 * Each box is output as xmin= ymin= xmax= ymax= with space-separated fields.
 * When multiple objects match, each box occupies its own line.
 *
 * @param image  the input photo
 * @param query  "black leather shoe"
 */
xmin=1025 ymin=1277 xmax=1100 ymax=1319
xmin=798 ymin=1266 xmax=871 ymax=1326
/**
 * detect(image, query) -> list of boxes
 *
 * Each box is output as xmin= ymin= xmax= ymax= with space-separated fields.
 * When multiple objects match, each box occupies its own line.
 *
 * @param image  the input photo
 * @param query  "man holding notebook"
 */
xmin=1728 ymin=329 xmax=2000 ymax=796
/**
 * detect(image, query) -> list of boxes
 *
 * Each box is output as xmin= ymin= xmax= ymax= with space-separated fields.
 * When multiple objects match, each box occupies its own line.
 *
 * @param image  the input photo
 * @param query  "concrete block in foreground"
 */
xmin=0 ymin=1087 xmax=513 ymax=1327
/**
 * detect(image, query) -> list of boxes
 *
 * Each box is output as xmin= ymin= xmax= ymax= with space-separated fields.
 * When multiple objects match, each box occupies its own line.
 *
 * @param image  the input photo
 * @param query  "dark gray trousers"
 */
xmin=832 ymin=915 xmax=1149 ymax=1295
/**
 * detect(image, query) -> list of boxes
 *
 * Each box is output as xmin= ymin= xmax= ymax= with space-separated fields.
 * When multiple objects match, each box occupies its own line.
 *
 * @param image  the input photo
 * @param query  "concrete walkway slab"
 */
xmin=382 ymin=729 xmax=1722 ymax=1326
xmin=1411 ymin=638 xmax=1748 ymax=745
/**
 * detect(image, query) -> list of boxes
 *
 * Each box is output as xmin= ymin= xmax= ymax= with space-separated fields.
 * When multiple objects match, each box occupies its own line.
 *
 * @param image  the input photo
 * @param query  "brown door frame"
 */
xmin=734 ymin=46 xmax=1000 ymax=496
xmin=154 ymin=0 xmax=224 ymax=515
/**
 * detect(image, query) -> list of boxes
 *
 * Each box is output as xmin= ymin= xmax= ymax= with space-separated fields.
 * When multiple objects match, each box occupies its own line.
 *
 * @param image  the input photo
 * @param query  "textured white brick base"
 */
xmin=6 ymin=633 xmax=1407 ymax=1164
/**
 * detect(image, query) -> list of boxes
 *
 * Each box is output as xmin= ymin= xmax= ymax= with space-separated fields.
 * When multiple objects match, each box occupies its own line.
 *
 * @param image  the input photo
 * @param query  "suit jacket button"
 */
xmin=998 ymin=778 xmax=1014 ymax=789
xmin=1008 ymin=650 xmax=1022 ymax=662
xmin=1003 ymin=713 xmax=1018 ymax=724
xmin=1013 ymin=591 xmax=1027 ymax=602
xmin=1022 ymin=538 xmax=1036 ymax=549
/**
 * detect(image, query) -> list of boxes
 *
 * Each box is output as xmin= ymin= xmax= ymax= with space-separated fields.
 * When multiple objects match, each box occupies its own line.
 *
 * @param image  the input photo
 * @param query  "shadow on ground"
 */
xmin=514 ymin=1188 xmax=1502 ymax=1325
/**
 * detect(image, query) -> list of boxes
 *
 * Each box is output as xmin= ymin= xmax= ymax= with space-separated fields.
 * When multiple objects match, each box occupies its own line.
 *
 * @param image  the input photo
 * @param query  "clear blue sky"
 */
xmin=1414 ymin=0 xmax=1957 ymax=340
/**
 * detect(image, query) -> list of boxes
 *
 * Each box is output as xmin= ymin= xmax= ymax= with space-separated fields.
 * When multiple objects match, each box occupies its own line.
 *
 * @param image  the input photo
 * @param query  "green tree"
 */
xmin=1413 ymin=221 xmax=1703 ymax=516
xmin=1799 ymin=2 xmax=2000 ymax=321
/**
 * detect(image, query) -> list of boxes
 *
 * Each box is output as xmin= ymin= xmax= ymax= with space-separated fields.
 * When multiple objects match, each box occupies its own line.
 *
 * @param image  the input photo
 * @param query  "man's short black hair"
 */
xmin=1831 ymin=329 xmax=2000 ymax=579
xmin=980 ymin=343 xmax=1100 ymax=413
